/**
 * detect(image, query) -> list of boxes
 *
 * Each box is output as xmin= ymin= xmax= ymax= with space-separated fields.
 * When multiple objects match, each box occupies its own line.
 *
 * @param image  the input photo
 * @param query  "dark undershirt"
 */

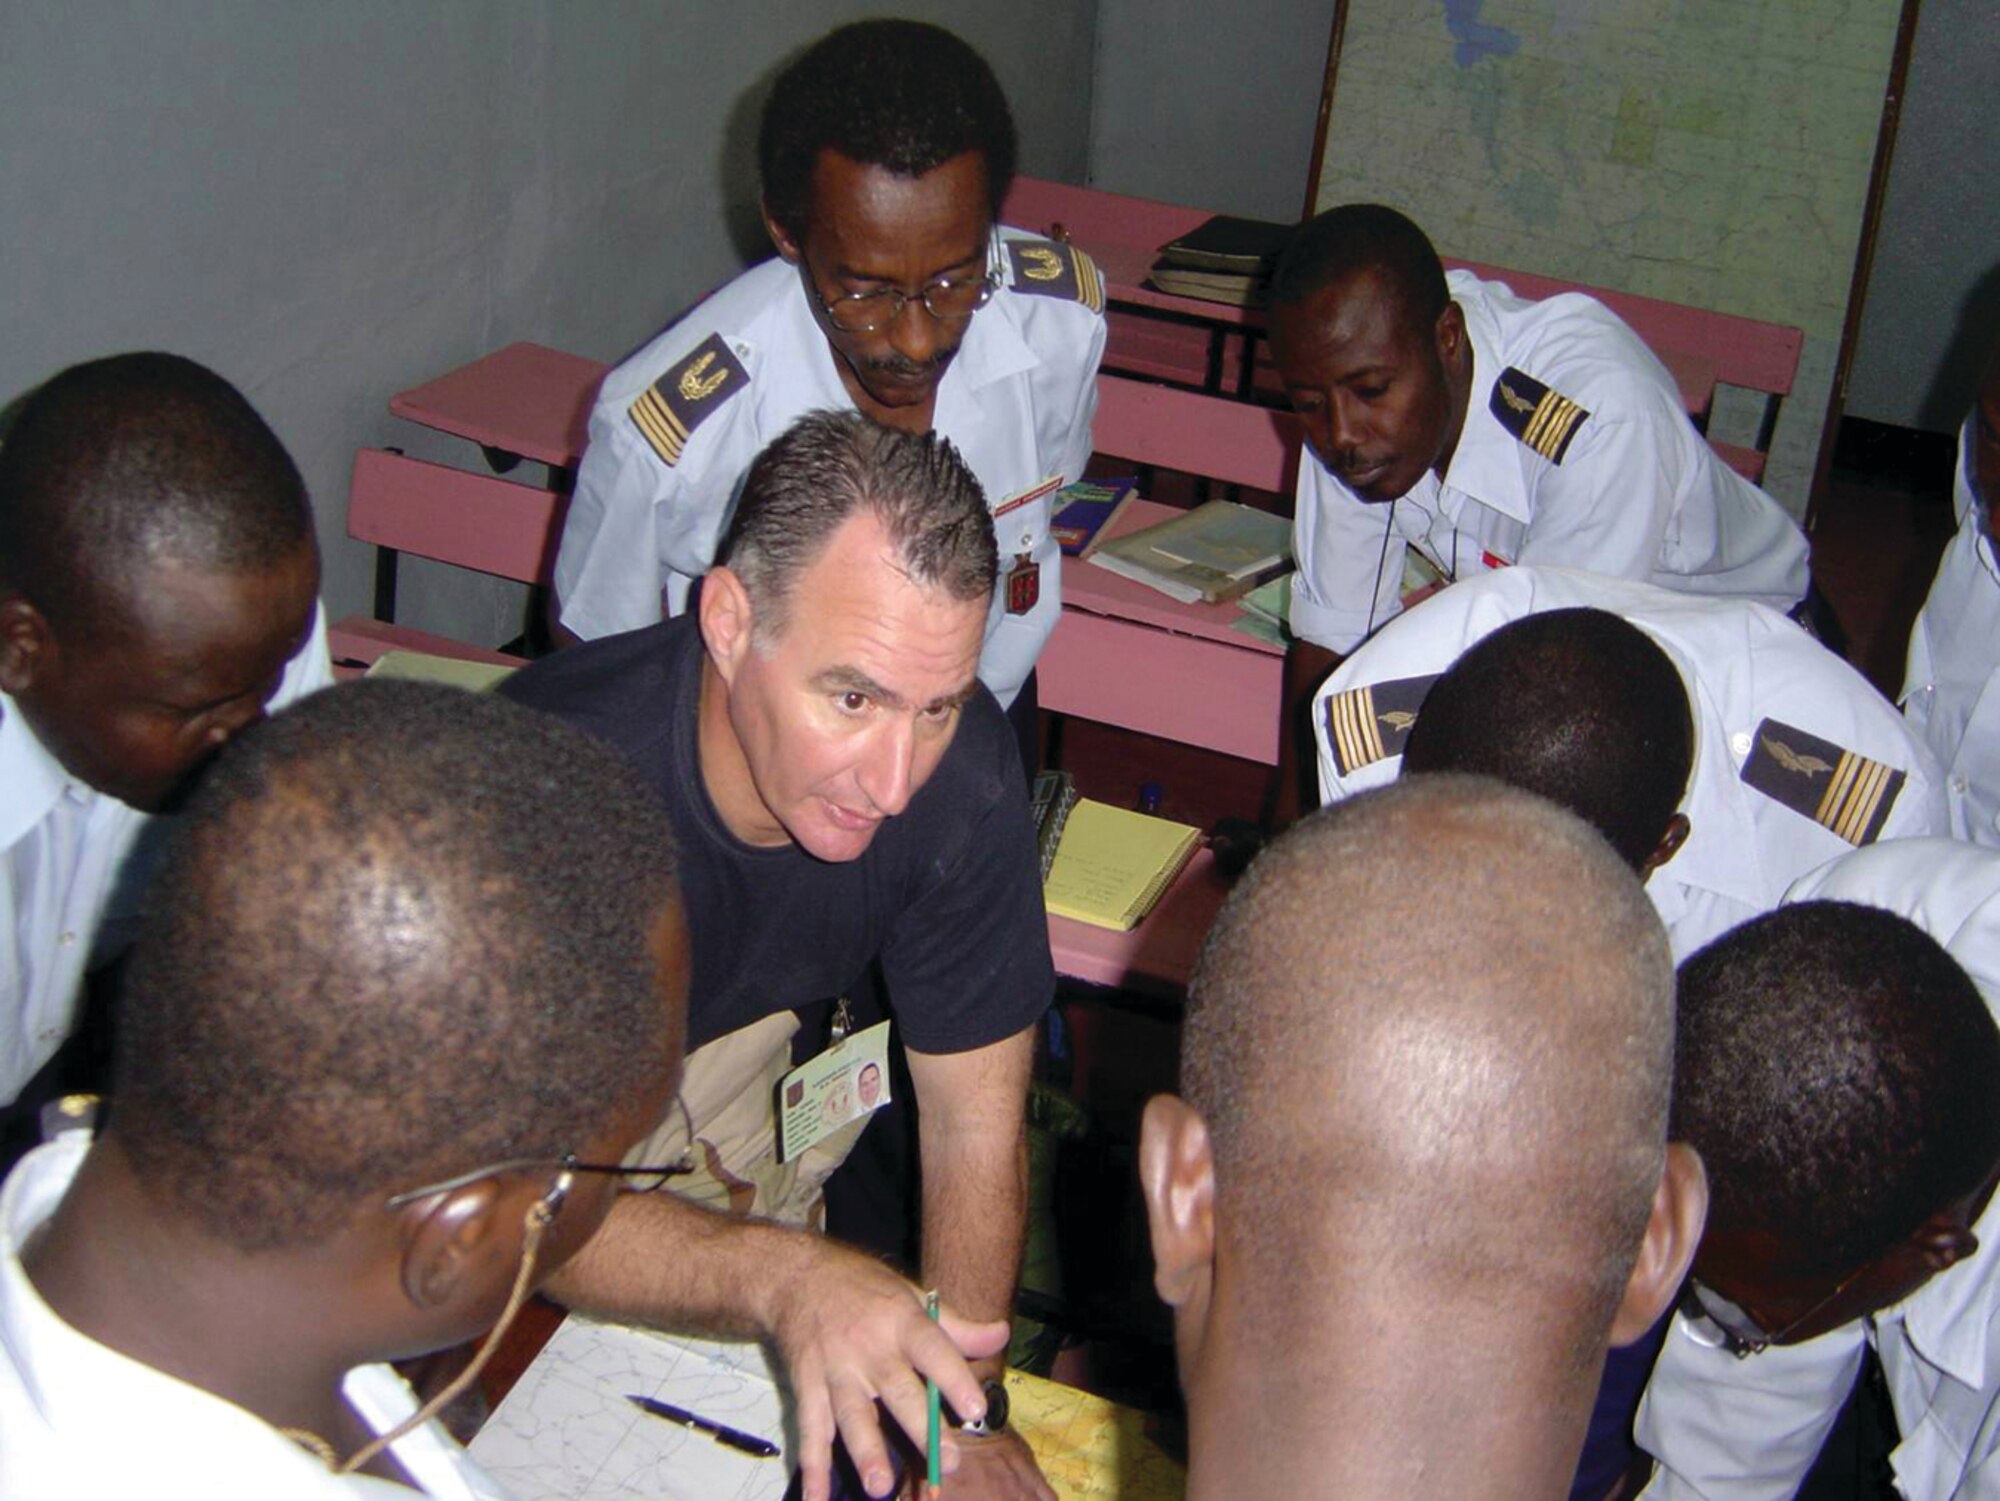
xmin=500 ymin=615 xmax=1053 ymax=1053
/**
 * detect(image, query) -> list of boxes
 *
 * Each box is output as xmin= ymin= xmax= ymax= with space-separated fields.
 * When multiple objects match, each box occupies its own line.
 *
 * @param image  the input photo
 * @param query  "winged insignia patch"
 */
xmin=1740 ymin=716 xmax=1905 ymax=845
xmin=1324 ymin=674 xmax=1439 ymax=779
xmin=1490 ymin=366 xmax=1589 ymax=464
xmin=628 ymin=332 xmax=749 ymax=468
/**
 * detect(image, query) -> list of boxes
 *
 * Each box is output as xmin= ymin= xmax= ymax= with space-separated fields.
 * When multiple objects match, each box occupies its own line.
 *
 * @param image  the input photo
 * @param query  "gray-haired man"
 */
xmin=503 ymin=409 xmax=1053 ymax=1501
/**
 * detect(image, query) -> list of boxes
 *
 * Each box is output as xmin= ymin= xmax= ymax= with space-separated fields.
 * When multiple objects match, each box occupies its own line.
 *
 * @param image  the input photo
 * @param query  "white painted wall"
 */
xmin=1 ymin=3 xmax=1096 ymax=639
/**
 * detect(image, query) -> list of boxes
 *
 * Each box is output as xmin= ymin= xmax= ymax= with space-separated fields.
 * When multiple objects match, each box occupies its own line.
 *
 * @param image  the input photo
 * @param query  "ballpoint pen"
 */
xmin=625 ymin=1393 xmax=781 ymax=1458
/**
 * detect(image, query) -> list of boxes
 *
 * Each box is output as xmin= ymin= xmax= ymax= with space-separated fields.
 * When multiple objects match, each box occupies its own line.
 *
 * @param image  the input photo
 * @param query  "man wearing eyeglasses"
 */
xmin=553 ymin=18 xmax=1105 ymax=732
xmin=1636 ymin=891 xmax=2000 ymax=1500
xmin=0 ymin=681 xmax=692 ymax=1493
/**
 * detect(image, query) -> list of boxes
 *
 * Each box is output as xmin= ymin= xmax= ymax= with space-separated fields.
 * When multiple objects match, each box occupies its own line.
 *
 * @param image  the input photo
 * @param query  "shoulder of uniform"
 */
xmin=1323 ymin=673 xmax=1439 ymax=778
xmin=1489 ymin=366 xmax=1591 ymax=464
xmin=625 ymin=332 xmax=751 ymax=469
xmin=1001 ymin=238 xmax=1105 ymax=315
xmin=1739 ymin=715 xmax=1907 ymax=846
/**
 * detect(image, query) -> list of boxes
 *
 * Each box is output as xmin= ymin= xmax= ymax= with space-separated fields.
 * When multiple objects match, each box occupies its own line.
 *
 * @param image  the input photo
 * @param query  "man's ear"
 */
xmin=1139 ymin=1094 xmax=1217 ymax=1309
xmin=1642 ymin=813 xmax=1692 ymax=878
xmin=397 ymin=1180 xmax=509 ymax=1312
xmin=698 ymin=566 xmax=756 ymax=688
xmin=0 ymin=596 xmax=54 ymax=696
xmin=1434 ymin=300 xmax=1468 ymax=369
xmin=1610 ymin=1142 xmax=1709 ymax=1344
xmin=1911 ymin=1212 xmax=1980 ymax=1274
xmin=762 ymin=199 xmax=803 ymax=264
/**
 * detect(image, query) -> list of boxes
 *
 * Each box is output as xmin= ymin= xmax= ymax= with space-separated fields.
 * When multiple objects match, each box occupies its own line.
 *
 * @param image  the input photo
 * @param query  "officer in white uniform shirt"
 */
xmin=1312 ymin=567 xmax=1946 ymax=959
xmin=1267 ymin=204 xmax=1808 ymax=655
xmin=0 ymin=683 xmax=691 ymax=1497
xmin=1904 ymin=347 xmax=2000 ymax=847
xmin=1635 ymin=842 xmax=2000 ymax=1500
xmin=553 ymin=21 xmax=1105 ymax=712
xmin=0 ymin=352 xmax=334 ymax=1117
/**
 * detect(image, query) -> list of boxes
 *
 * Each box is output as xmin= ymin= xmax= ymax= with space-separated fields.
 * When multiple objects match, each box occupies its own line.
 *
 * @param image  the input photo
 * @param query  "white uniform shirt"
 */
xmin=1287 ymin=269 xmax=1809 ymax=653
xmin=0 ymin=1132 xmax=510 ymax=1498
xmin=1311 ymin=568 xmax=1947 ymax=960
xmin=1636 ymin=838 xmax=2000 ymax=1500
xmin=1904 ymin=419 xmax=2000 ymax=846
xmin=553 ymin=231 xmax=1108 ymax=708
xmin=0 ymin=604 xmax=333 ymax=1105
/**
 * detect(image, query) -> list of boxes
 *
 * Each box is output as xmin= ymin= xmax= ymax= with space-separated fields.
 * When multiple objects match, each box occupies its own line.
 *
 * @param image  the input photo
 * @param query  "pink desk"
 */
xmin=389 ymin=342 xmax=606 ymax=472
xmin=1040 ymin=499 xmax=1287 ymax=766
xmin=1045 ymin=849 xmax=1229 ymax=998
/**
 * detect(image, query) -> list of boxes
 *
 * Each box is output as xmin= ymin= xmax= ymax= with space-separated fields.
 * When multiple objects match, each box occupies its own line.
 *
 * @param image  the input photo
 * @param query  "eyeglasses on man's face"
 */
xmin=1679 ymin=1262 xmax=1871 ymax=1359
xmin=384 ymin=1150 xmax=697 ymax=1213
xmin=815 ymin=270 xmax=1000 ymax=334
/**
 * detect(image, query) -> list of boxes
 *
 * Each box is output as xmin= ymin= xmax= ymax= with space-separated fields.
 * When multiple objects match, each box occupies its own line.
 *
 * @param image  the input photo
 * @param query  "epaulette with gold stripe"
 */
xmin=1006 ymin=240 xmax=1105 ymax=315
xmin=1324 ymin=673 xmax=1438 ymax=779
xmin=1490 ymin=367 xmax=1589 ymax=464
xmin=1739 ymin=716 xmax=1905 ymax=845
xmin=627 ymin=333 xmax=748 ymax=469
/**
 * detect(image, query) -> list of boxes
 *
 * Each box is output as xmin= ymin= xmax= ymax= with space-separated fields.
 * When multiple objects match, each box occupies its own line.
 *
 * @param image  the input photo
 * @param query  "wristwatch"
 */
xmin=951 ymin=1378 xmax=1010 ymax=1437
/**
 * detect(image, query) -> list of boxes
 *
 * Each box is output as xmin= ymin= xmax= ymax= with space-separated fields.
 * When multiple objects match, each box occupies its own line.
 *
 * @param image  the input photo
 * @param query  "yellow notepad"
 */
xmin=1043 ymin=799 xmax=1202 ymax=932
xmin=363 ymin=649 xmax=518 ymax=692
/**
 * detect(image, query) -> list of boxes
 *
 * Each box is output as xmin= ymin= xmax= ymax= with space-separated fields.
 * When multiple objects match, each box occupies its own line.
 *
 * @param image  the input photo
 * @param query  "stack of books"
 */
xmin=1087 ymin=499 xmax=1293 ymax=605
xmin=1147 ymin=215 xmax=1294 ymax=308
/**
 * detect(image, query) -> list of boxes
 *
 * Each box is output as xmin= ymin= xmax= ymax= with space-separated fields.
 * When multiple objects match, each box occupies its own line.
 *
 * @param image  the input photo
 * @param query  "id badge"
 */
xmin=777 ymin=1019 xmax=893 ymax=1163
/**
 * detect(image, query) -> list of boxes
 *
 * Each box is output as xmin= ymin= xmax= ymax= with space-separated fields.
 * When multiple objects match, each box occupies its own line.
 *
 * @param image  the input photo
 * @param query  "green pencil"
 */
xmin=924 ymin=1290 xmax=942 ymax=1498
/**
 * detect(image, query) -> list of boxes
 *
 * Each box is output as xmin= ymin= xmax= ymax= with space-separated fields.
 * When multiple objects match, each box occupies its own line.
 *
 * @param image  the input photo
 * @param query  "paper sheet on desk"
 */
xmin=470 ymin=1315 xmax=1186 ymax=1500
xmin=469 ymin=1317 xmax=791 ymax=1501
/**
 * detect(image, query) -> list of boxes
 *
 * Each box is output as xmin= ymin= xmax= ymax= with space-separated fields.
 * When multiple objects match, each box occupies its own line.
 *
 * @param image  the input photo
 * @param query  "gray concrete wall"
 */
xmin=1844 ymin=0 xmax=2000 ymax=433
xmin=1 ymin=3 xmax=1097 ymax=639
xmin=1083 ymin=0 xmax=1337 ymax=219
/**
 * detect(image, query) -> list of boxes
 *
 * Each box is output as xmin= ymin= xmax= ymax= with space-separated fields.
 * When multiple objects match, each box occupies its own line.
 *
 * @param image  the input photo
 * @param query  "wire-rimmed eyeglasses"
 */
xmin=1678 ymin=1263 xmax=1871 ymax=1359
xmin=384 ymin=1150 xmax=697 ymax=1212
xmin=814 ymin=270 xmax=1000 ymax=334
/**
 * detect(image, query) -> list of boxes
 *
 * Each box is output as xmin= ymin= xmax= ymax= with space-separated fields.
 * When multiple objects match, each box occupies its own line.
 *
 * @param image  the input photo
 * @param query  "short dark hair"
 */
xmin=1401 ymin=607 xmax=1695 ymax=870
xmin=758 ymin=19 xmax=1017 ymax=243
xmin=1676 ymin=901 xmax=2000 ymax=1276
xmin=0 ymin=352 xmax=313 ymax=637
xmin=112 ymin=681 xmax=684 ymax=1252
xmin=718 ymin=409 xmax=997 ymax=640
xmin=1270 ymin=203 xmax=1449 ymax=336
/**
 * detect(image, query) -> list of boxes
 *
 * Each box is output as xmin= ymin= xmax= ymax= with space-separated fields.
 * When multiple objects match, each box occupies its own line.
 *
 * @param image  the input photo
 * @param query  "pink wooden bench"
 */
xmin=1039 ymin=373 xmax=1301 ymax=767
xmin=339 ymin=447 xmax=567 ymax=647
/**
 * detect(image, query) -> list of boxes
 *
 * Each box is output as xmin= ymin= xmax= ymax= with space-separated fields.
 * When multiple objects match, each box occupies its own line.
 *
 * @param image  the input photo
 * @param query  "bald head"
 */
xmin=1151 ymin=776 xmax=1699 ymax=1497
xmin=1189 ymin=775 xmax=1672 ymax=1334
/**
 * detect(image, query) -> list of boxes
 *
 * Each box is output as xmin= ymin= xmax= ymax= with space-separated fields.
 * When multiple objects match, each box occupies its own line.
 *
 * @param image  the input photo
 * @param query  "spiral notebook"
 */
xmin=1043 ymin=799 xmax=1203 ymax=932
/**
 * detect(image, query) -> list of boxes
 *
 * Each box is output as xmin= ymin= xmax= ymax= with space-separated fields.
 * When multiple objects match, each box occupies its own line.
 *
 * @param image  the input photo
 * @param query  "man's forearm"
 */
xmin=919 ymin=1118 xmax=1029 ymax=1366
xmin=542 ymin=1187 xmax=813 ymax=1337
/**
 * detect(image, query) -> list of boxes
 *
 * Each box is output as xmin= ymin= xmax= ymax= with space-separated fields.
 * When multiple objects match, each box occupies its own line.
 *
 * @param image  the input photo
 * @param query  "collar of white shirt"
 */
xmin=1647 ymin=630 xmax=1777 ymax=914
xmin=1433 ymin=272 xmax=1534 ymax=528
xmin=0 ymin=692 xmax=76 ymax=852
xmin=1889 ymin=1176 xmax=2000 ymax=1394
xmin=0 ymin=1134 xmax=505 ymax=1497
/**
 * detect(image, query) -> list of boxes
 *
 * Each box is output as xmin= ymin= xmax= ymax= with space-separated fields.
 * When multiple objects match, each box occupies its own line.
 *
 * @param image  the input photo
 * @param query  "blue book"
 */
xmin=1049 ymin=476 xmax=1139 ymax=556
